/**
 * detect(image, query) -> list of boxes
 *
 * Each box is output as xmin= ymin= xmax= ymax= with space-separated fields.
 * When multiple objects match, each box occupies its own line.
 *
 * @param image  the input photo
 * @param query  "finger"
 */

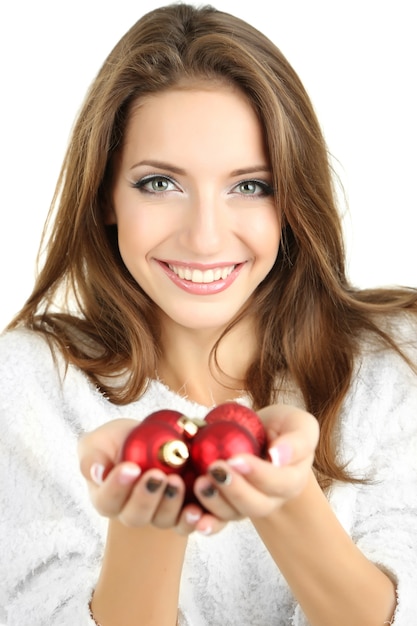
xmin=208 ymin=458 xmax=314 ymax=516
xmin=268 ymin=428 xmax=318 ymax=468
xmin=258 ymin=404 xmax=320 ymax=447
xmin=109 ymin=469 xmax=169 ymax=526
xmin=80 ymin=452 xmax=114 ymax=488
xmin=193 ymin=514 xmax=229 ymax=536
xmin=89 ymin=461 xmax=142 ymax=517
xmin=192 ymin=474 xmax=242 ymax=521
xmin=175 ymin=504 xmax=204 ymax=536
xmin=233 ymin=455 xmax=313 ymax=500
xmin=145 ymin=474 xmax=186 ymax=529
xmin=198 ymin=462 xmax=278 ymax=518
xmin=230 ymin=443 xmax=314 ymax=487
xmin=78 ymin=418 xmax=140 ymax=482
xmin=258 ymin=404 xmax=319 ymax=465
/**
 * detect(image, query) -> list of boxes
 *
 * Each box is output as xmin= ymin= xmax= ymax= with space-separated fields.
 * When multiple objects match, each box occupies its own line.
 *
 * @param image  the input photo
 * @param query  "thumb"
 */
xmin=79 ymin=451 xmax=114 ymax=486
xmin=77 ymin=417 xmax=139 ymax=484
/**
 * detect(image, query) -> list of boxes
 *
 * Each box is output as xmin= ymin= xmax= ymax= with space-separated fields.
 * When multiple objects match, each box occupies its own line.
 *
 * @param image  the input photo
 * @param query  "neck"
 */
xmin=157 ymin=317 xmax=257 ymax=406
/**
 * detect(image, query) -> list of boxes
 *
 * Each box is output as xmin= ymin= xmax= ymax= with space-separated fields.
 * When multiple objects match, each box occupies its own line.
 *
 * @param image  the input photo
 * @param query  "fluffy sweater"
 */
xmin=0 ymin=322 xmax=417 ymax=626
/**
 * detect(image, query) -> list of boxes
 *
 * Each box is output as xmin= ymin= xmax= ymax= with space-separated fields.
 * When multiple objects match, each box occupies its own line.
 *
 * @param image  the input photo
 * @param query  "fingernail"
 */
xmin=200 ymin=484 xmax=218 ymax=498
xmin=185 ymin=511 xmax=201 ymax=524
xmin=90 ymin=463 xmax=105 ymax=485
xmin=268 ymin=443 xmax=292 ymax=467
xmin=209 ymin=467 xmax=232 ymax=485
xmin=164 ymin=484 xmax=178 ymax=498
xmin=198 ymin=525 xmax=213 ymax=536
xmin=118 ymin=463 xmax=141 ymax=484
xmin=227 ymin=457 xmax=251 ymax=474
xmin=146 ymin=477 xmax=163 ymax=493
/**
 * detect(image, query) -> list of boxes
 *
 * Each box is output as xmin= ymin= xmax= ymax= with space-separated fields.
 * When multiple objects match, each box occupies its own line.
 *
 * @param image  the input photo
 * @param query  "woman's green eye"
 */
xmin=133 ymin=175 xmax=176 ymax=193
xmin=150 ymin=177 xmax=170 ymax=191
xmin=240 ymin=181 xmax=258 ymax=194
xmin=235 ymin=180 xmax=274 ymax=196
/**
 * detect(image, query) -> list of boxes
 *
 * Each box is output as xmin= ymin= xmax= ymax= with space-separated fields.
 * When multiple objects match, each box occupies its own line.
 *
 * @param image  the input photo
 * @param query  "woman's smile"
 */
xmin=157 ymin=260 xmax=246 ymax=295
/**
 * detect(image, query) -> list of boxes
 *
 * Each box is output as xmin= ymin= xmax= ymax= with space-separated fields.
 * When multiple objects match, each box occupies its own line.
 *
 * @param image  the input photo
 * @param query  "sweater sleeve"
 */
xmin=293 ymin=321 xmax=417 ymax=626
xmin=342 ymin=331 xmax=417 ymax=625
xmin=0 ymin=330 xmax=107 ymax=626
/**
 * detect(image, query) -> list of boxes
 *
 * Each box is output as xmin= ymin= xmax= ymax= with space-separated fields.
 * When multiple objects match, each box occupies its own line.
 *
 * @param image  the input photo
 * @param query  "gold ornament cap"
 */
xmin=159 ymin=440 xmax=189 ymax=468
xmin=177 ymin=415 xmax=206 ymax=438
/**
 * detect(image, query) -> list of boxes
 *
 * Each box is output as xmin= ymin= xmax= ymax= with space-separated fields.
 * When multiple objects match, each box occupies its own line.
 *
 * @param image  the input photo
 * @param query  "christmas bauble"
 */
xmin=121 ymin=420 xmax=189 ymax=474
xmin=205 ymin=402 xmax=266 ymax=450
xmin=119 ymin=403 xmax=266 ymax=508
xmin=190 ymin=420 xmax=260 ymax=475
xmin=144 ymin=409 xmax=205 ymax=439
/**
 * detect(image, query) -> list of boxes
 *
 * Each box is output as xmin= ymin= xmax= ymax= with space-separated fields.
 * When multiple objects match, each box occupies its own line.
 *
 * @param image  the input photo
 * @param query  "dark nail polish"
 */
xmin=146 ymin=478 xmax=163 ymax=493
xmin=209 ymin=467 xmax=231 ymax=485
xmin=164 ymin=484 xmax=178 ymax=498
xmin=200 ymin=484 xmax=218 ymax=498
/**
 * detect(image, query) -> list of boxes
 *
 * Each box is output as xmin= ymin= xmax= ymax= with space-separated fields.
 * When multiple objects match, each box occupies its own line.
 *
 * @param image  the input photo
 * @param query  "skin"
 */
xmin=79 ymin=84 xmax=396 ymax=626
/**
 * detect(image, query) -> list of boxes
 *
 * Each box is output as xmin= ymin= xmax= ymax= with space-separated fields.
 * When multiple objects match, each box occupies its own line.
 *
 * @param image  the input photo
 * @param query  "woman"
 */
xmin=1 ymin=3 xmax=416 ymax=625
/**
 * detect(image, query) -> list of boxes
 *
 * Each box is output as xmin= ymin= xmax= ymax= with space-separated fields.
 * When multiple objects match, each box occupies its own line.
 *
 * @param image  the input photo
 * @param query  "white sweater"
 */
xmin=0 ymin=322 xmax=416 ymax=626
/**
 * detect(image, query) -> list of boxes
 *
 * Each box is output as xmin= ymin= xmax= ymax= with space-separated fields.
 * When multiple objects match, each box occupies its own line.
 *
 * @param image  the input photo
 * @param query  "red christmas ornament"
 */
xmin=119 ymin=403 xmax=267 ymax=509
xmin=121 ymin=419 xmax=189 ymax=474
xmin=205 ymin=402 xmax=266 ymax=451
xmin=190 ymin=420 xmax=260 ymax=475
xmin=144 ymin=409 xmax=205 ymax=439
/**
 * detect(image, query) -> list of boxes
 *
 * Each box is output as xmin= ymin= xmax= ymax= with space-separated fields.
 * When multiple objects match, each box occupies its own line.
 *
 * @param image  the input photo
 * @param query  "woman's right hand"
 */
xmin=77 ymin=418 xmax=227 ymax=535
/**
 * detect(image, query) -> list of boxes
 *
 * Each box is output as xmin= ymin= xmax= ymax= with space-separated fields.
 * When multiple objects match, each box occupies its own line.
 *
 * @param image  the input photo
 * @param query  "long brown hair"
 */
xmin=9 ymin=3 xmax=417 ymax=486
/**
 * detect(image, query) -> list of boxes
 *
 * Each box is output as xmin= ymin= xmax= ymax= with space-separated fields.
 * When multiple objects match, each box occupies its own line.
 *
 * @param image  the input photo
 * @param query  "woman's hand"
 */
xmin=193 ymin=403 xmax=319 ymax=520
xmin=78 ymin=404 xmax=318 ymax=533
xmin=77 ymin=418 xmax=227 ymax=535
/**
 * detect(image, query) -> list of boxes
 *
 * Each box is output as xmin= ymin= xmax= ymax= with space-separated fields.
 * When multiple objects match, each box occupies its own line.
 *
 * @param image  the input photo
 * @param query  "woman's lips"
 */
xmin=158 ymin=261 xmax=245 ymax=294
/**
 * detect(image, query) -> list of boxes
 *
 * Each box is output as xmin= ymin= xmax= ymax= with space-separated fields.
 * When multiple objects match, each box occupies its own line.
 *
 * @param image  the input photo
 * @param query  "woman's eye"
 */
xmin=234 ymin=179 xmax=274 ymax=196
xmin=133 ymin=175 xmax=176 ymax=193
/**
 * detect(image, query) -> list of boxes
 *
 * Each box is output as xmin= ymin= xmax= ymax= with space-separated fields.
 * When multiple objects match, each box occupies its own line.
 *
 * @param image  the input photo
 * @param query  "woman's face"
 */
xmin=109 ymin=85 xmax=280 ymax=333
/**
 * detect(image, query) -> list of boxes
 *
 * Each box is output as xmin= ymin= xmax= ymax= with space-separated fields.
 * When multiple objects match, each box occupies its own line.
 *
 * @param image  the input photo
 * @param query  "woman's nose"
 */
xmin=179 ymin=193 xmax=228 ymax=256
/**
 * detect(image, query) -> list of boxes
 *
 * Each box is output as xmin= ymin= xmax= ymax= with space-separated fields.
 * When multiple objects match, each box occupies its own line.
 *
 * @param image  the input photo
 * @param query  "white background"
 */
xmin=0 ymin=0 xmax=416 ymax=331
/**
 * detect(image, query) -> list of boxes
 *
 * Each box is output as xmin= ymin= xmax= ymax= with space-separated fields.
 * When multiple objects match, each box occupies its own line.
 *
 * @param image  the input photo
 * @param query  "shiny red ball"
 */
xmin=144 ymin=409 xmax=204 ymax=439
xmin=142 ymin=409 xmax=185 ymax=431
xmin=121 ymin=420 xmax=189 ymax=474
xmin=190 ymin=420 xmax=260 ymax=475
xmin=205 ymin=402 xmax=266 ymax=450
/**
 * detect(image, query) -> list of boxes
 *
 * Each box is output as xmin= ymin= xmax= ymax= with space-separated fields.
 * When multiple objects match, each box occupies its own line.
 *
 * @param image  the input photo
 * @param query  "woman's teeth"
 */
xmin=168 ymin=264 xmax=235 ymax=283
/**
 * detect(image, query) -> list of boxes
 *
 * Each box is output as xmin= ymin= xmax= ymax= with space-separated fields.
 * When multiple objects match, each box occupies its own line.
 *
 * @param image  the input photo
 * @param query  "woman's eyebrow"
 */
xmin=130 ymin=160 xmax=186 ymax=174
xmin=229 ymin=165 xmax=271 ymax=177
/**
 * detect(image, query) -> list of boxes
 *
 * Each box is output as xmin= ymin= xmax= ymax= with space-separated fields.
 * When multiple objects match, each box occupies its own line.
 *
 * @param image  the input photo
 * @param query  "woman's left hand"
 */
xmin=192 ymin=403 xmax=319 ymax=523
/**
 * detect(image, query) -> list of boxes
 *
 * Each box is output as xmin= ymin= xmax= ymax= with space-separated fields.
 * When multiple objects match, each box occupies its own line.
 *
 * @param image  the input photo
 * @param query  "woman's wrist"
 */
xmin=91 ymin=520 xmax=187 ymax=626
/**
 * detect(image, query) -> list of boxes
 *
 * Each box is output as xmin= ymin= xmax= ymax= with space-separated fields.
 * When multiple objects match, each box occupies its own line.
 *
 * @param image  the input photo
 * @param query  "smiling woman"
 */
xmin=0 ymin=3 xmax=416 ymax=626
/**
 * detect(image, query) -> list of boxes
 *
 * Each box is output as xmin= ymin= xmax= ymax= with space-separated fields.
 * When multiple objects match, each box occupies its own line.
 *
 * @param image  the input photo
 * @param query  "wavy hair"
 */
xmin=9 ymin=3 xmax=417 ymax=487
